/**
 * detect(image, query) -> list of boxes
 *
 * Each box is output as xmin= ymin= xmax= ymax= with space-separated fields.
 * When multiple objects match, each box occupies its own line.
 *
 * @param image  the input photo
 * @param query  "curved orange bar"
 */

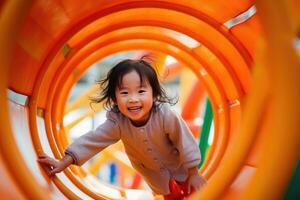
xmin=0 ymin=1 xmax=52 ymax=199
xmin=242 ymin=1 xmax=300 ymax=199
xmin=181 ymin=80 xmax=206 ymax=120
xmin=230 ymin=14 xmax=262 ymax=59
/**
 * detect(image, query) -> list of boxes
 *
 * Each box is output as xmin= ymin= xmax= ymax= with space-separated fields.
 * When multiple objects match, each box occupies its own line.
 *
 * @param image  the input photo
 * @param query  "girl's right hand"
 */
xmin=37 ymin=154 xmax=73 ymax=176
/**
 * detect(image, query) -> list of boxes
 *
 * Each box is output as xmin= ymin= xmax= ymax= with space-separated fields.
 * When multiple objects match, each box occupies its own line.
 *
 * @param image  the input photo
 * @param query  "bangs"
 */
xmin=116 ymin=64 xmax=149 ymax=88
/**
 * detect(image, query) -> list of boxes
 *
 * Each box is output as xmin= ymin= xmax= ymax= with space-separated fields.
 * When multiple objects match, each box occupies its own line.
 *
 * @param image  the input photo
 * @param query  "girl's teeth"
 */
xmin=128 ymin=107 xmax=141 ymax=111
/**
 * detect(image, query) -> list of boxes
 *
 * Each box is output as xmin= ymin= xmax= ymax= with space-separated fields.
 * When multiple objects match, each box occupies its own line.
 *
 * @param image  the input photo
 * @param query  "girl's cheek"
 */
xmin=120 ymin=97 xmax=128 ymax=103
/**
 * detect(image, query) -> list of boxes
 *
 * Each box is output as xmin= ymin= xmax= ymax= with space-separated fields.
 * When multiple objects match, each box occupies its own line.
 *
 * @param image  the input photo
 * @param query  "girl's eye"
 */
xmin=120 ymin=91 xmax=128 ymax=95
xmin=139 ymin=90 xmax=146 ymax=93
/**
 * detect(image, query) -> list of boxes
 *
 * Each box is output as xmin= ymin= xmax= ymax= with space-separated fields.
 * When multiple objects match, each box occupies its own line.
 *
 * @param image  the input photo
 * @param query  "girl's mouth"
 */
xmin=128 ymin=106 xmax=142 ymax=112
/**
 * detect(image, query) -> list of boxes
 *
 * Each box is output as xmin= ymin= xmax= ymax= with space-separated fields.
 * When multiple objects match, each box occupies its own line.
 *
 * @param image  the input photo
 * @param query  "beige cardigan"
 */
xmin=65 ymin=103 xmax=201 ymax=195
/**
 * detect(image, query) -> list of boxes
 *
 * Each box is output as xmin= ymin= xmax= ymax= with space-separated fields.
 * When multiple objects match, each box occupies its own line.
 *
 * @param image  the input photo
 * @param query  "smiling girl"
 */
xmin=38 ymin=58 xmax=206 ymax=199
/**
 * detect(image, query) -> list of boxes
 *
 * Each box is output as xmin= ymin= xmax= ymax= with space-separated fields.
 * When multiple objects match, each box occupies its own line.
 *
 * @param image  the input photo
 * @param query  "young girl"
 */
xmin=38 ymin=58 xmax=206 ymax=199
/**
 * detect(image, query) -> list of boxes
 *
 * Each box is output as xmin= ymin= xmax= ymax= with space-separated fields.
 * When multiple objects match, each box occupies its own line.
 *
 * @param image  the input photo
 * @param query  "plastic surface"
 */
xmin=1 ymin=0 xmax=299 ymax=199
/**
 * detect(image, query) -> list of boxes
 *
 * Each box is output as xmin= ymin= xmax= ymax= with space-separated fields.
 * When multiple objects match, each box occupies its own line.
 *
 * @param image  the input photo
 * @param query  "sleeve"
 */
xmin=64 ymin=111 xmax=121 ymax=166
xmin=162 ymin=104 xmax=201 ymax=169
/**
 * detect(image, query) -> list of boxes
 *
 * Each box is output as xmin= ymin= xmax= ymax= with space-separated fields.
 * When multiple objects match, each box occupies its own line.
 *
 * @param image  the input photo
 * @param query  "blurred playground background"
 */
xmin=0 ymin=1 xmax=299 ymax=200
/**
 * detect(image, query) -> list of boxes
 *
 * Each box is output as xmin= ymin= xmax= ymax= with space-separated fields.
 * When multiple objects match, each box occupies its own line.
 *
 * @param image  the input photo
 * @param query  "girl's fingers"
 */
xmin=38 ymin=153 xmax=50 ymax=158
xmin=38 ymin=155 xmax=51 ymax=162
xmin=37 ymin=157 xmax=47 ymax=162
xmin=41 ymin=162 xmax=57 ymax=176
xmin=38 ymin=157 xmax=57 ymax=170
xmin=38 ymin=157 xmax=52 ymax=165
xmin=42 ymin=164 xmax=53 ymax=176
xmin=49 ymin=170 xmax=55 ymax=176
xmin=50 ymin=168 xmax=60 ymax=176
xmin=37 ymin=154 xmax=59 ymax=176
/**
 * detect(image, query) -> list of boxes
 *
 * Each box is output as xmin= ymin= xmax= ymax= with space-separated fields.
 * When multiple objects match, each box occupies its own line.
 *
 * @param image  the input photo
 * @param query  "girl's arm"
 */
xmin=162 ymin=104 xmax=206 ymax=192
xmin=64 ymin=112 xmax=121 ymax=166
xmin=38 ymin=153 xmax=73 ymax=176
xmin=162 ymin=104 xmax=201 ymax=169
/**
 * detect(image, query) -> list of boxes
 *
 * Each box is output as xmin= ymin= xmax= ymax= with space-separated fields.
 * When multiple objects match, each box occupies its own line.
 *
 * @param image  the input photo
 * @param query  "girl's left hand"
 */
xmin=187 ymin=173 xmax=206 ymax=194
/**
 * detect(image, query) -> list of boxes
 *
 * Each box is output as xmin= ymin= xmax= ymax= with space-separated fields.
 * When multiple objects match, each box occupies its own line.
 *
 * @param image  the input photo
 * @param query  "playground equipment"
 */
xmin=0 ymin=0 xmax=299 ymax=199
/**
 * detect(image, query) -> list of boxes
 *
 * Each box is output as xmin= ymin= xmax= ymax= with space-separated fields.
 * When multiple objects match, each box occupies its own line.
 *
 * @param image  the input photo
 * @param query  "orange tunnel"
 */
xmin=0 ymin=0 xmax=299 ymax=199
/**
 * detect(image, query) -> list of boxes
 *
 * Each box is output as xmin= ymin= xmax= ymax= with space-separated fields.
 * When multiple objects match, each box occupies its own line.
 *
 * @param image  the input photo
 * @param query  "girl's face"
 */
xmin=115 ymin=70 xmax=154 ymax=126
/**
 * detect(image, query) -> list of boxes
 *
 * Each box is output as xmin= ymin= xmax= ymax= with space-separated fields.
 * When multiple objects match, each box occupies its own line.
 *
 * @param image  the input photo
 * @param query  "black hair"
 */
xmin=90 ymin=57 xmax=177 ymax=112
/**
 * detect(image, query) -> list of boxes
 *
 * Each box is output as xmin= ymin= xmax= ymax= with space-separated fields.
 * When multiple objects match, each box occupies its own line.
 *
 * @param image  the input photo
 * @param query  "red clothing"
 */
xmin=164 ymin=178 xmax=195 ymax=200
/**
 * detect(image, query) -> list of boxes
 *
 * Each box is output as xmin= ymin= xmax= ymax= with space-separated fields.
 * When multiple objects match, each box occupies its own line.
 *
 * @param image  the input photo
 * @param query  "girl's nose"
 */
xmin=128 ymin=95 xmax=138 ymax=103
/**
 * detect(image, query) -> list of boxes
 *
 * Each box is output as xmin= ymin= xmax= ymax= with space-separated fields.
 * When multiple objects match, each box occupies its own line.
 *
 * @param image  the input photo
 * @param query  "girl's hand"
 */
xmin=187 ymin=167 xmax=207 ymax=194
xmin=187 ymin=173 xmax=206 ymax=193
xmin=37 ymin=154 xmax=73 ymax=176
